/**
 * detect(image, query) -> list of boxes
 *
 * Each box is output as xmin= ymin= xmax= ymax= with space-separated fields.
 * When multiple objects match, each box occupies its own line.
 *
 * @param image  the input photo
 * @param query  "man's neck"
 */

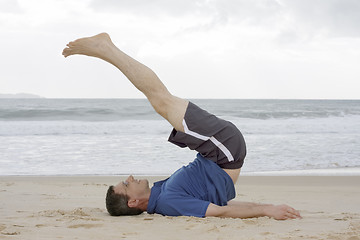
xmin=139 ymin=188 xmax=152 ymax=211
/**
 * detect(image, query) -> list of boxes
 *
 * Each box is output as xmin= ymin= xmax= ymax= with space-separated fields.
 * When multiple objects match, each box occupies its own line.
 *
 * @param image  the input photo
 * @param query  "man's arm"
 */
xmin=205 ymin=200 xmax=301 ymax=220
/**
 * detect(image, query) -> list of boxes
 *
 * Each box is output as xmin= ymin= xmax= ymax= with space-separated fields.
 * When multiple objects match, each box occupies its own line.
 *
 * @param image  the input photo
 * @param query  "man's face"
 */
xmin=113 ymin=175 xmax=150 ymax=200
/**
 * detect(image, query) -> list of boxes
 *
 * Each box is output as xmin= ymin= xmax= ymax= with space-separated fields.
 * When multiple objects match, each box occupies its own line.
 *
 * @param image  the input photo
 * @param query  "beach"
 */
xmin=1 ymin=175 xmax=359 ymax=240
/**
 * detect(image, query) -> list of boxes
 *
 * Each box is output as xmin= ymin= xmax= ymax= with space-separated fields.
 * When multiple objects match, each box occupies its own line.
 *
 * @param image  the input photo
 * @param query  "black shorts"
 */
xmin=168 ymin=102 xmax=246 ymax=169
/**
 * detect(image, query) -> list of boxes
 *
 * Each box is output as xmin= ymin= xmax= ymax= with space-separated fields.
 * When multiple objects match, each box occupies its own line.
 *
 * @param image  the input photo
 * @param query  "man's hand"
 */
xmin=263 ymin=204 xmax=302 ymax=220
xmin=205 ymin=201 xmax=302 ymax=220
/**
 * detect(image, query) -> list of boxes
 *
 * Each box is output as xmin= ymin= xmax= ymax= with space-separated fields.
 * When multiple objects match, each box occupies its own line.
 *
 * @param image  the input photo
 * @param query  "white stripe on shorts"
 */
xmin=182 ymin=119 xmax=234 ymax=162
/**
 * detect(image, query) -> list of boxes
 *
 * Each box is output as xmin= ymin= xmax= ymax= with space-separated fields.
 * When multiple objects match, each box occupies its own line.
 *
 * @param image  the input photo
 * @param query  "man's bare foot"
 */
xmin=62 ymin=33 xmax=114 ymax=60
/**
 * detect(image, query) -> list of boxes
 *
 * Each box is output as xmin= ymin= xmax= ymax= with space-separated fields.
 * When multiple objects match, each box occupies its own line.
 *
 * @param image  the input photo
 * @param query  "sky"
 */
xmin=1 ymin=0 xmax=359 ymax=99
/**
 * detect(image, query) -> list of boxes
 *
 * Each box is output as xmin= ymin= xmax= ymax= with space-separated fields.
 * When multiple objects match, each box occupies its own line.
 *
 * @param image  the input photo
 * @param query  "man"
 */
xmin=62 ymin=33 xmax=301 ymax=220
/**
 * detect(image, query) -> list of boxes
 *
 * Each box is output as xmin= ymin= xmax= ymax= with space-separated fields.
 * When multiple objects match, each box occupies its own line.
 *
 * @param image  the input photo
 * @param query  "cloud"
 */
xmin=1 ymin=0 xmax=359 ymax=99
xmin=280 ymin=0 xmax=360 ymax=38
xmin=88 ymin=0 xmax=283 ymax=25
xmin=0 ymin=0 xmax=22 ymax=13
xmin=89 ymin=0 xmax=206 ymax=16
xmin=88 ymin=0 xmax=360 ymax=43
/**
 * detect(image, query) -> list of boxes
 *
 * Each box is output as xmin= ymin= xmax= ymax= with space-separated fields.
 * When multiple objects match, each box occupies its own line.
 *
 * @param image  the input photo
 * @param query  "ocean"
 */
xmin=0 ymin=99 xmax=359 ymax=176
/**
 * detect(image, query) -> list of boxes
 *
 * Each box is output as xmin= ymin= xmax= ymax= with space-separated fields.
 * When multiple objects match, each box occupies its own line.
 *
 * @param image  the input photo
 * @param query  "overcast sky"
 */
xmin=1 ymin=0 xmax=359 ymax=99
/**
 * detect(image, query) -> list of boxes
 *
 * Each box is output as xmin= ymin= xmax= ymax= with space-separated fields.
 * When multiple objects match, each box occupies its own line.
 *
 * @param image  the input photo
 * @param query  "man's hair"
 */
xmin=105 ymin=186 xmax=144 ymax=216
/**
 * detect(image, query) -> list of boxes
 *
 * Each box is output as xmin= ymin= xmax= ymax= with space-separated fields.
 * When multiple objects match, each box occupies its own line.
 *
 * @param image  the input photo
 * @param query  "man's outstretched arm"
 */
xmin=205 ymin=201 xmax=302 ymax=220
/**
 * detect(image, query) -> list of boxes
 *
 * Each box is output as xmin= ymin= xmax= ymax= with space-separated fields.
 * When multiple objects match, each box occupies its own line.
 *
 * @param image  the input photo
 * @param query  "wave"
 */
xmin=1 ymin=115 xmax=359 ymax=136
xmin=0 ymin=108 xmax=357 ymax=121
xmin=0 ymin=108 xmax=119 ymax=121
xmin=0 ymin=99 xmax=359 ymax=121
xmin=0 ymin=106 xmax=159 ymax=121
xmin=0 ymin=120 xmax=170 ymax=136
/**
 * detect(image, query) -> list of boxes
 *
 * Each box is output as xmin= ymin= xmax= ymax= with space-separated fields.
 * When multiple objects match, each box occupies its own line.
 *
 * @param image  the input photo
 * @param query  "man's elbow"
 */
xmin=205 ymin=203 xmax=226 ymax=217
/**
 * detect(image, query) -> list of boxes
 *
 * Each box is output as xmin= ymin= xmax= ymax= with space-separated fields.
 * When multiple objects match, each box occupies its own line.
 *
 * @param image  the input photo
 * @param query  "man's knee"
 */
xmin=149 ymin=94 xmax=188 ymax=132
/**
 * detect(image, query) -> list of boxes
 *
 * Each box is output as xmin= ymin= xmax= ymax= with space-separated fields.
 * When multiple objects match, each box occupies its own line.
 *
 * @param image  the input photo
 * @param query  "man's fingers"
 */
xmin=272 ymin=204 xmax=302 ymax=220
xmin=286 ymin=212 xmax=298 ymax=219
xmin=291 ymin=208 xmax=302 ymax=218
xmin=286 ymin=208 xmax=302 ymax=219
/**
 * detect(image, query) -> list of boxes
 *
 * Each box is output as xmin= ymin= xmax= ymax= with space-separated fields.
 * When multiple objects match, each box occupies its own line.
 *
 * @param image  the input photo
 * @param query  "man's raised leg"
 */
xmin=62 ymin=33 xmax=188 ymax=132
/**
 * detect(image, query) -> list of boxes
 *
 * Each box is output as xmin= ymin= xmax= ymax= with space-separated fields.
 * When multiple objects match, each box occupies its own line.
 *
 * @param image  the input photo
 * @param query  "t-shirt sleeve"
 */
xmin=155 ymin=194 xmax=210 ymax=218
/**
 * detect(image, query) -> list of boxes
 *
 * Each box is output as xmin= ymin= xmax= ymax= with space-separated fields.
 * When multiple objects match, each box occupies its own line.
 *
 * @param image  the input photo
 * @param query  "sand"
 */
xmin=0 ymin=175 xmax=359 ymax=240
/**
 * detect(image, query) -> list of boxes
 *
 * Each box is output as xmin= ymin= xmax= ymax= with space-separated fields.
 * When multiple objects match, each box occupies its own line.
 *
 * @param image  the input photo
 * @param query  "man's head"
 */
xmin=106 ymin=175 xmax=151 ymax=216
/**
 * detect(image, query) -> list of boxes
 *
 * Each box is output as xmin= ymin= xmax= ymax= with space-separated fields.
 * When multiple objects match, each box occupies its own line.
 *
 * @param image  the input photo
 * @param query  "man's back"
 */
xmin=147 ymin=154 xmax=235 ymax=217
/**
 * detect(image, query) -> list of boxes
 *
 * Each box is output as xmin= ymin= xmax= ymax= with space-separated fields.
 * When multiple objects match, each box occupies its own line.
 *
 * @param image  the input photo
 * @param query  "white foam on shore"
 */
xmin=242 ymin=167 xmax=360 ymax=176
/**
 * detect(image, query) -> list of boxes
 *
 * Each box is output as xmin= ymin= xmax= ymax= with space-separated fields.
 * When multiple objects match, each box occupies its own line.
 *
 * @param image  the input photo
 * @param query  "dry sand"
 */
xmin=0 ymin=175 xmax=359 ymax=240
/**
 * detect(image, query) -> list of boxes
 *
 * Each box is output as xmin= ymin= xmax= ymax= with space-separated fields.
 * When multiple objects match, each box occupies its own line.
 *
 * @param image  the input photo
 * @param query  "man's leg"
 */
xmin=62 ymin=33 xmax=188 ymax=132
xmin=63 ymin=33 xmax=243 ymax=183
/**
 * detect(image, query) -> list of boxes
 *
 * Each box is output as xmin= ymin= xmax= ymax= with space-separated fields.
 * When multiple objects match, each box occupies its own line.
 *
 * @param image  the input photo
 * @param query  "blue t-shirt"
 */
xmin=147 ymin=154 xmax=235 ymax=217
